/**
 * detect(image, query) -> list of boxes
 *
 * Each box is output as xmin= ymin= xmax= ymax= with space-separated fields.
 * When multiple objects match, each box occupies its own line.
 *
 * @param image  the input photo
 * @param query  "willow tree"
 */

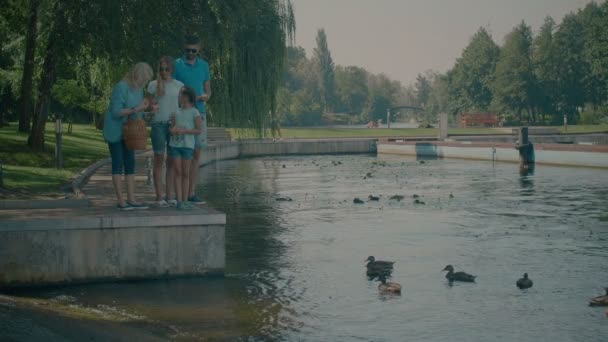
xmin=24 ymin=0 xmax=295 ymax=150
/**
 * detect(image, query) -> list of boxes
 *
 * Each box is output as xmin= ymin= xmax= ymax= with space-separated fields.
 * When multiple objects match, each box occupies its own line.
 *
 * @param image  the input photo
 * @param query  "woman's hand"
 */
xmin=199 ymin=94 xmax=210 ymax=102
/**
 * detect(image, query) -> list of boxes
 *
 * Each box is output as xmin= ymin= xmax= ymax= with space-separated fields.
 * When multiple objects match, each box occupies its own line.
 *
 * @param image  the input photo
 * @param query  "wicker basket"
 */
xmin=123 ymin=115 xmax=148 ymax=150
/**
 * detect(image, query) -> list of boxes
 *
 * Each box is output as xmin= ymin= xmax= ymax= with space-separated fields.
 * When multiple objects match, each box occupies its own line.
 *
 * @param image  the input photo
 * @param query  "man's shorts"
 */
xmin=151 ymin=122 xmax=170 ymax=155
xmin=168 ymin=146 xmax=194 ymax=160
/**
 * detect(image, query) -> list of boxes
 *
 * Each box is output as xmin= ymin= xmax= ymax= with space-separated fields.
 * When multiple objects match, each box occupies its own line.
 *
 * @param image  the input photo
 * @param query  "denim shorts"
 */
xmin=169 ymin=146 xmax=194 ymax=160
xmin=151 ymin=122 xmax=170 ymax=155
xmin=108 ymin=140 xmax=135 ymax=175
xmin=194 ymin=114 xmax=207 ymax=149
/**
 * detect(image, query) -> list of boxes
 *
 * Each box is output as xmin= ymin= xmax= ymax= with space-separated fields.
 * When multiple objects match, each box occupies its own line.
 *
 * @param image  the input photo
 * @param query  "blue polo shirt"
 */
xmin=174 ymin=56 xmax=210 ymax=114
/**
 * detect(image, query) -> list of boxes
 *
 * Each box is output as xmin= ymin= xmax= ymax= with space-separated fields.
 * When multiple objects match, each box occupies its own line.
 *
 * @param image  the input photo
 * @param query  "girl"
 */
xmin=169 ymin=86 xmax=203 ymax=210
xmin=147 ymin=56 xmax=184 ymax=207
xmin=103 ymin=62 xmax=153 ymax=211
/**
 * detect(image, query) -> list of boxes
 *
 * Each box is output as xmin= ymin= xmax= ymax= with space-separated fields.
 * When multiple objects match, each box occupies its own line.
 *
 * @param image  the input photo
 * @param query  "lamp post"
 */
xmin=55 ymin=114 xmax=63 ymax=169
xmin=386 ymin=108 xmax=390 ymax=129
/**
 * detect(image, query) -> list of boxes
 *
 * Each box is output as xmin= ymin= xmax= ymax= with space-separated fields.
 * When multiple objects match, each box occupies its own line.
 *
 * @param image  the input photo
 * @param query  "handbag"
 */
xmin=123 ymin=114 xmax=148 ymax=150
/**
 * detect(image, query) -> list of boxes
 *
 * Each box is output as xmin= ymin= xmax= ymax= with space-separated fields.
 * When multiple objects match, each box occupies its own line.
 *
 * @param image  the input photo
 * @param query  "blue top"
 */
xmin=103 ymin=80 xmax=145 ymax=143
xmin=174 ymin=56 xmax=210 ymax=115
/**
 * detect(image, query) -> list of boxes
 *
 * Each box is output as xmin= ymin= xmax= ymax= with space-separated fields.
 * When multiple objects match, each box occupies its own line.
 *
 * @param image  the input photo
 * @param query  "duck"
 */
xmin=275 ymin=196 xmax=293 ymax=202
xmin=442 ymin=265 xmax=476 ymax=282
xmin=353 ymin=198 xmax=365 ymax=204
xmin=589 ymin=288 xmax=608 ymax=307
xmin=516 ymin=273 xmax=533 ymax=289
xmin=377 ymin=275 xmax=401 ymax=294
xmin=365 ymin=256 xmax=395 ymax=270
xmin=368 ymin=195 xmax=380 ymax=201
xmin=389 ymin=195 xmax=404 ymax=201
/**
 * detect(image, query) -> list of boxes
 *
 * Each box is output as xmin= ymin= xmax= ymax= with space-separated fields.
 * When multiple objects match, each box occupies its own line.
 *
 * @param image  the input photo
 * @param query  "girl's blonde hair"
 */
xmin=124 ymin=62 xmax=153 ymax=88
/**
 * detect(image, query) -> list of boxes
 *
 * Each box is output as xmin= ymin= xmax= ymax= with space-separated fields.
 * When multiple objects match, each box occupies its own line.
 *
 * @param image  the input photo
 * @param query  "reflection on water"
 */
xmin=6 ymin=155 xmax=608 ymax=341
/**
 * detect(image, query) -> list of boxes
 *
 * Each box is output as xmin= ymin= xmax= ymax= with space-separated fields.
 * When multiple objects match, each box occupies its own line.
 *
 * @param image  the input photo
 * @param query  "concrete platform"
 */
xmin=0 ymin=153 xmax=226 ymax=288
xmin=0 ymin=206 xmax=226 ymax=288
xmin=378 ymin=140 xmax=608 ymax=168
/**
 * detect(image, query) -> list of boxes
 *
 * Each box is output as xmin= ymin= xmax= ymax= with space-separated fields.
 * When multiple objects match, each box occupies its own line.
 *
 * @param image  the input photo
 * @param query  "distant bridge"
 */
xmin=386 ymin=105 xmax=425 ymax=128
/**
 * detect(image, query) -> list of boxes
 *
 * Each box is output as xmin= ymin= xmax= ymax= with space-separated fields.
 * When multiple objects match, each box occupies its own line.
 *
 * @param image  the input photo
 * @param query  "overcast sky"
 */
xmin=292 ymin=0 xmax=591 ymax=85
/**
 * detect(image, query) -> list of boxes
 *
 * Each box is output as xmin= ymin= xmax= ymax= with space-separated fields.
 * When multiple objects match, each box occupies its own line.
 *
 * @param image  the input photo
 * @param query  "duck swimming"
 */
xmin=368 ymin=195 xmax=380 ymax=201
xmin=589 ymin=288 xmax=608 ymax=307
xmin=377 ymin=275 xmax=401 ymax=294
xmin=516 ymin=273 xmax=533 ymax=289
xmin=442 ymin=265 xmax=476 ymax=282
xmin=353 ymin=198 xmax=365 ymax=204
xmin=389 ymin=195 xmax=404 ymax=201
xmin=365 ymin=256 xmax=395 ymax=270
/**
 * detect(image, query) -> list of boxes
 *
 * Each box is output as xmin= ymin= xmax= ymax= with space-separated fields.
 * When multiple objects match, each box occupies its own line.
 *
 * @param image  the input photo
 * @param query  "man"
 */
xmin=174 ymin=35 xmax=211 ymax=204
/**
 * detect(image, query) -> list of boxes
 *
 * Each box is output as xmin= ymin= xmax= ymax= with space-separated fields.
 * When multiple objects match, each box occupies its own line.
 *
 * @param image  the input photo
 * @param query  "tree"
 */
xmin=52 ymin=79 xmax=87 ymax=133
xmin=17 ymin=0 xmax=39 ymax=132
xmin=492 ymin=21 xmax=536 ymax=123
xmin=447 ymin=27 xmax=500 ymax=114
xmin=533 ymin=16 xmax=558 ymax=123
xmin=364 ymin=73 xmax=399 ymax=122
xmin=414 ymin=73 xmax=432 ymax=107
xmin=313 ymin=28 xmax=335 ymax=113
xmin=23 ymin=0 xmax=296 ymax=149
xmin=334 ymin=66 xmax=368 ymax=115
xmin=552 ymin=13 xmax=590 ymax=123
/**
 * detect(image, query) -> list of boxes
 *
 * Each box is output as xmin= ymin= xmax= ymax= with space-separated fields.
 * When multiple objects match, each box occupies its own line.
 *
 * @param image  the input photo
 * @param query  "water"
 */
xmin=5 ymin=155 xmax=608 ymax=341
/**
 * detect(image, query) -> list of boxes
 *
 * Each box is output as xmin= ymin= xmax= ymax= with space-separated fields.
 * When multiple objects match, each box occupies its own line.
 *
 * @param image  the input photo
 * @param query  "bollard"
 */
xmin=146 ymin=156 xmax=152 ymax=185
xmin=438 ymin=113 xmax=449 ymax=140
xmin=516 ymin=127 xmax=535 ymax=171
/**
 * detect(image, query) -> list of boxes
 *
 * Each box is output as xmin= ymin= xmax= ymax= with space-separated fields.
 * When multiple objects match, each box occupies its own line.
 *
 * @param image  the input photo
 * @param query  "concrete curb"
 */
xmin=70 ymin=157 xmax=111 ymax=199
xmin=0 ymin=199 xmax=91 ymax=210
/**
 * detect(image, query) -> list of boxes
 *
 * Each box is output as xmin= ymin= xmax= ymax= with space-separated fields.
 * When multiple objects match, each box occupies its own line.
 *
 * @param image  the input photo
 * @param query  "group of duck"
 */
xmin=365 ymin=256 xmax=608 ymax=309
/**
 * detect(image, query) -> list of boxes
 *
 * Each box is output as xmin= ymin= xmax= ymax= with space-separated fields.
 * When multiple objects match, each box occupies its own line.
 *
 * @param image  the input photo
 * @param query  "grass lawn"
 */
xmin=558 ymin=124 xmax=608 ymax=134
xmin=0 ymin=123 xmax=107 ymax=195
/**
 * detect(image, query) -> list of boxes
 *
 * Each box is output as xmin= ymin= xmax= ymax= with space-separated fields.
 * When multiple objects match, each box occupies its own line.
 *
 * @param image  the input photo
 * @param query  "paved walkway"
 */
xmin=83 ymin=151 xmax=155 ymax=208
xmin=0 ymin=151 xmax=218 ymax=223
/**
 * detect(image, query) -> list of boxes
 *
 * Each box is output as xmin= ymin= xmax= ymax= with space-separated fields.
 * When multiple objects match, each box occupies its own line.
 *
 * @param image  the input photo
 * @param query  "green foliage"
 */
xmin=313 ymin=28 xmax=335 ymax=113
xmin=447 ymin=27 xmax=500 ymax=114
xmin=492 ymin=21 xmax=536 ymax=122
xmin=277 ymin=42 xmax=409 ymax=126
xmin=334 ymin=66 xmax=369 ymax=115
xmin=414 ymin=73 xmax=432 ymax=107
xmin=420 ymin=2 xmax=608 ymax=126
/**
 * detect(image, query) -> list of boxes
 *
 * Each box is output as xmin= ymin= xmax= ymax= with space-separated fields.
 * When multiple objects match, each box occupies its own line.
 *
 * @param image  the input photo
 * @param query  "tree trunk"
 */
xmin=28 ymin=2 xmax=61 ymax=151
xmin=17 ymin=0 xmax=41 ymax=133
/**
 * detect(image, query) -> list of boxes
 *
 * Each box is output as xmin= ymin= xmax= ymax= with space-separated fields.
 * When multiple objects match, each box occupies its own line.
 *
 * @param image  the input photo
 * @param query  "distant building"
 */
xmin=459 ymin=113 xmax=499 ymax=128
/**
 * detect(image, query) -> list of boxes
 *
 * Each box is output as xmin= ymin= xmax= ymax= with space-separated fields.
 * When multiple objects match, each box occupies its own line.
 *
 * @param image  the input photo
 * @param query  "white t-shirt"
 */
xmin=147 ymin=79 xmax=184 ymax=123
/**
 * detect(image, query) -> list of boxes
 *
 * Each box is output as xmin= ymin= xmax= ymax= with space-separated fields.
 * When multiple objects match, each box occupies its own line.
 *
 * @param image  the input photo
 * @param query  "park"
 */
xmin=1 ymin=0 xmax=608 ymax=341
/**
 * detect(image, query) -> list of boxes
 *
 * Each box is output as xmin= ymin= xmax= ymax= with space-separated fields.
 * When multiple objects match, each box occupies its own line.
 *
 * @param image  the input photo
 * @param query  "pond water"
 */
xmin=7 ymin=155 xmax=608 ymax=341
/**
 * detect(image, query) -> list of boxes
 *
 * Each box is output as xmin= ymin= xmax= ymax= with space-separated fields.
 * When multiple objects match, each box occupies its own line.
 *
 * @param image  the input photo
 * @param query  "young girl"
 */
xmin=169 ymin=86 xmax=203 ymax=210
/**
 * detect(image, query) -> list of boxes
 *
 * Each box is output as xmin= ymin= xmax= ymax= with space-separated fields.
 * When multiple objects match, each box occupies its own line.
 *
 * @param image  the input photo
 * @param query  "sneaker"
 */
xmin=176 ymin=202 xmax=193 ymax=211
xmin=117 ymin=203 xmax=134 ymax=211
xmin=157 ymin=200 xmax=169 ymax=208
xmin=188 ymin=195 xmax=206 ymax=205
xmin=167 ymin=199 xmax=178 ymax=207
xmin=127 ymin=202 xmax=149 ymax=210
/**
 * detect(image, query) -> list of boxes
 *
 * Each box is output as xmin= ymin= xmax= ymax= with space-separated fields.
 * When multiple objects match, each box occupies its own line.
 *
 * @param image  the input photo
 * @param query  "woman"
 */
xmin=103 ymin=62 xmax=153 ymax=211
xmin=147 ymin=56 xmax=183 ymax=207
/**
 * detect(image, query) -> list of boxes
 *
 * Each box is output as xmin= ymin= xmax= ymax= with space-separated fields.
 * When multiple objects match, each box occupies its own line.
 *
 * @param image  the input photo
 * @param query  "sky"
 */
xmin=292 ymin=0 xmax=591 ymax=85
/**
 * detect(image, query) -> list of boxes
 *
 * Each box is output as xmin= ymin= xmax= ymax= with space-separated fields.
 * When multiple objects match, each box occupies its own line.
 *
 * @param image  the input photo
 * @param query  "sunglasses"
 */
xmin=160 ymin=67 xmax=170 ymax=72
xmin=185 ymin=48 xmax=198 ymax=54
